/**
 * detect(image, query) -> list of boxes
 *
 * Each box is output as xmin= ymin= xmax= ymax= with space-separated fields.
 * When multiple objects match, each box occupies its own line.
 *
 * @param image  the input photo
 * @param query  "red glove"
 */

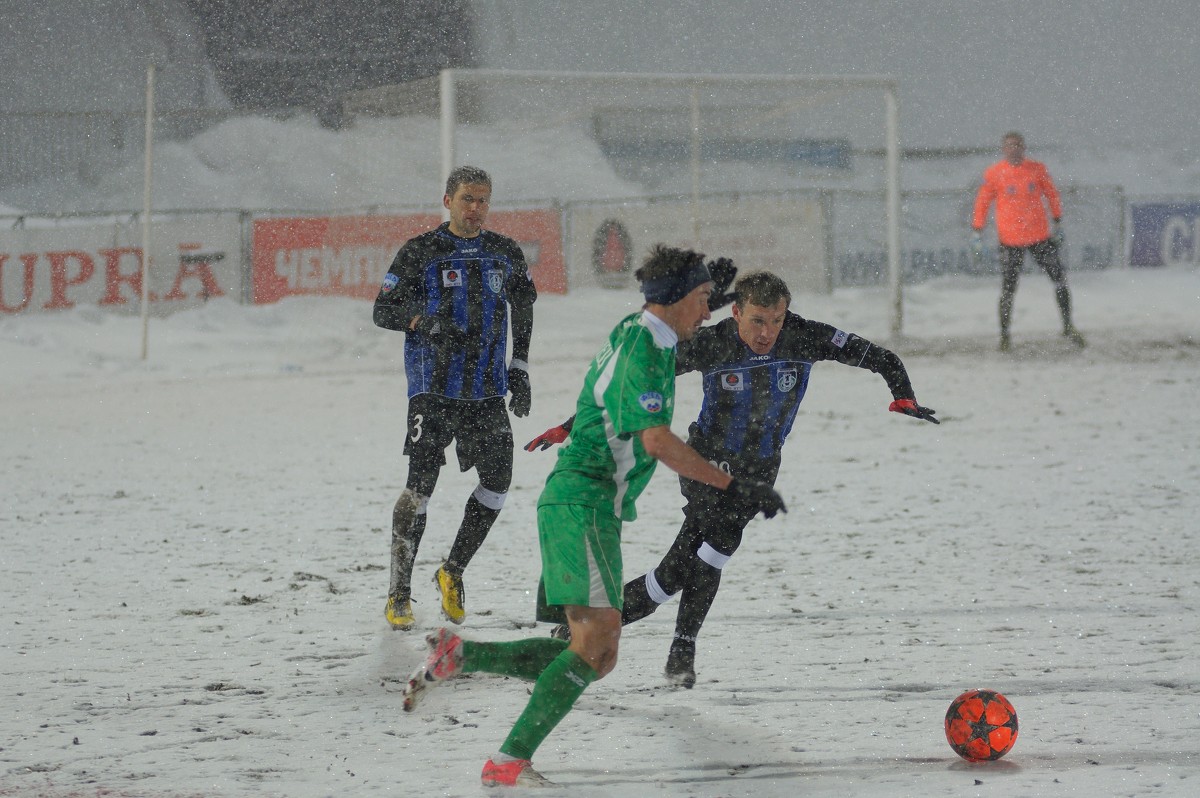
xmin=889 ymin=399 xmax=939 ymax=424
xmin=524 ymin=416 xmax=575 ymax=451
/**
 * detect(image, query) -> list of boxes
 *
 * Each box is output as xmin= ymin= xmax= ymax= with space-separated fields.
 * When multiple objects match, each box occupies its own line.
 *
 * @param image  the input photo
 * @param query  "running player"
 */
xmin=400 ymin=246 xmax=785 ymax=788
xmin=529 ymin=269 xmax=938 ymax=687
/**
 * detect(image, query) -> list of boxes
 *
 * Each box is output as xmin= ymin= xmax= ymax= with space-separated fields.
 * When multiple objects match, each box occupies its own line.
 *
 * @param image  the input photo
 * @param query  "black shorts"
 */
xmin=403 ymin=394 xmax=513 ymax=486
xmin=677 ymin=452 xmax=781 ymax=555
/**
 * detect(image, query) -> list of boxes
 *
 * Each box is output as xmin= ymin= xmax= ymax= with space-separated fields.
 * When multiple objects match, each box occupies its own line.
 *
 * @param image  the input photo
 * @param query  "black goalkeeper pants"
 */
xmin=999 ymin=238 xmax=1073 ymax=336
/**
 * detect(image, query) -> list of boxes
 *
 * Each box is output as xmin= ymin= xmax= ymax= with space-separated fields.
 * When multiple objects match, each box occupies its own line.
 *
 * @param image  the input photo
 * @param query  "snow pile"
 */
xmin=6 ymin=111 xmax=1198 ymax=216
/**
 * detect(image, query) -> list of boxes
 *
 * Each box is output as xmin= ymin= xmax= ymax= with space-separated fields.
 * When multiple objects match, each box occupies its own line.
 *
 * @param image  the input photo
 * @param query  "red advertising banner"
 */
xmin=251 ymin=209 xmax=565 ymax=304
xmin=0 ymin=215 xmax=242 ymax=315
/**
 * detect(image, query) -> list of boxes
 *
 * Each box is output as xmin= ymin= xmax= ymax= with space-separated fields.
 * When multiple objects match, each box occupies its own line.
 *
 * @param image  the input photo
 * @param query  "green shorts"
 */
xmin=535 ymin=503 xmax=623 ymax=623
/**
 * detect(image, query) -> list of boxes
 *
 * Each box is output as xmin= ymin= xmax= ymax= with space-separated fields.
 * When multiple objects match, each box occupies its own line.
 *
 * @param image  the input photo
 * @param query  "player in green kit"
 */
xmin=400 ymin=245 xmax=787 ymax=788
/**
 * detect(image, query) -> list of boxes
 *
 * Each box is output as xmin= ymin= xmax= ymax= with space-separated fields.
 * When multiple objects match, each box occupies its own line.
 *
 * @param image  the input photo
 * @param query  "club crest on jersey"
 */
xmin=638 ymin=391 xmax=664 ymax=413
xmin=777 ymin=368 xmax=798 ymax=392
xmin=485 ymin=270 xmax=504 ymax=294
xmin=381 ymin=272 xmax=399 ymax=292
xmin=442 ymin=269 xmax=464 ymax=287
xmin=830 ymin=329 xmax=849 ymax=348
xmin=721 ymin=372 xmax=746 ymax=391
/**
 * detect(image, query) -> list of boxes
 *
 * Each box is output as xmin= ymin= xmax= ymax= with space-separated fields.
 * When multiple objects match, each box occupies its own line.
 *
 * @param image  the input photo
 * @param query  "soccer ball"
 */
xmin=944 ymin=689 xmax=1019 ymax=761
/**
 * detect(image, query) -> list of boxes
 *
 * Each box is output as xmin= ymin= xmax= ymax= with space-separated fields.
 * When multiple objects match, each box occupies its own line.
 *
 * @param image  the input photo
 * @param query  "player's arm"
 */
xmin=638 ymin=425 xmax=731 ymax=488
xmin=504 ymin=244 xmax=538 ymax=416
xmin=809 ymin=320 xmax=938 ymax=423
xmin=507 ymin=244 xmax=537 ymax=363
xmin=640 ymin=425 xmax=786 ymax=517
xmin=373 ymin=243 xmax=425 ymax=331
xmin=1039 ymin=164 xmax=1064 ymax=221
xmin=524 ymin=415 xmax=574 ymax=451
xmin=971 ymin=173 xmax=996 ymax=231
xmin=674 ymin=323 xmax=727 ymax=375
xmin=705 ymin=257 xmax=738 ymax=311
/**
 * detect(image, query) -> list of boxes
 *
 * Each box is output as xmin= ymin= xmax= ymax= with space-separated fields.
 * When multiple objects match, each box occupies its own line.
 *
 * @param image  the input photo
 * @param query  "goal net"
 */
xmin=345 ymin=69 xmax=904 ymax=334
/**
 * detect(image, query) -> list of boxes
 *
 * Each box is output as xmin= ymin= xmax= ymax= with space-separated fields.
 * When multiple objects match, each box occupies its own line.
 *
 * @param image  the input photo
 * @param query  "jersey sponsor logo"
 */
xmin=442 ymin=268 xmax=463 ymax=287
xmin=831 ymin=329 xmax=849 ymax=348
xmin=485 ymin=269 xmax=504 ymax=294
xmin=777 ymin=368 xmax=798 ymax=392
xmin=721 ymin=372 xmax=746 ymax=391
xmin=638 ymin=391 xmax=664 ymax=413
xmin=750 ymin=354 xmax=771 ymax=361
xmin=381 ymin=272 xmax=399 ymax=292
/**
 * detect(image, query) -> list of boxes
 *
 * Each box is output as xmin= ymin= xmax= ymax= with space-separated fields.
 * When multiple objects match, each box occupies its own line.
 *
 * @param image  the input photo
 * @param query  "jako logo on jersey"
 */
xmin=831 ymin=329 xmax=849 ymax=348
xmin=721 ymin=372 xmax=746 ymax=391
xmin=638 ymin=392 xmax=664 ymax=413
xmin=777 ymin=368 xmax=798 ymax=392
xmin=442 ymin=269 xmax=463 ymax=287
xmin=381 ymin=273 xmax=399 ymax=292
xmin=485 ymin=270 xmax=504 ymax=294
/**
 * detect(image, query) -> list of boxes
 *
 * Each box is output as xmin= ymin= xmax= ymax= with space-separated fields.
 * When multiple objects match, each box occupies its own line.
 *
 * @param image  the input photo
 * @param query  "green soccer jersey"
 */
xmin=538 ymin=310 xmax=678 ymax=521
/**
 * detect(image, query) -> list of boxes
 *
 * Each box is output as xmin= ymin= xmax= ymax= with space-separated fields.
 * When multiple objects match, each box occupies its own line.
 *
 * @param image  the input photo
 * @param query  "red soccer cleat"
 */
xmin=481 ymin=758 xmax=555 ymax=788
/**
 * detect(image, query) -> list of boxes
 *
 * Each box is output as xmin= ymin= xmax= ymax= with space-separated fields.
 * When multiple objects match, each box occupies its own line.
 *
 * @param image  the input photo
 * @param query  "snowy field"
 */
xmin=2 ymin=263 xmax=1198 ymax=797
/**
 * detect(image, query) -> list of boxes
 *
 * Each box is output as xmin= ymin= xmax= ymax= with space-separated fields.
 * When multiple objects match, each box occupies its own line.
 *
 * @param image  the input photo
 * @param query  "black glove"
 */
xmin=524 ymin=416 xmax=575 ymax=451
xmin=508 ymin=366 xmax=531 ymax=417
xmin=889 ymin=399 xmax=939 ymax=424
xmin=725 ymin=478 xmax=787 ymax=519
xmin=1050 ymin=219 xmax=1064 ymax=248
xmin=412 ymin=313 xmax=467 ymax=344
xmin=706 ymin=257 xmax=738 ymax=311
xmin=970 ymin=231 xmax=984 ymax=260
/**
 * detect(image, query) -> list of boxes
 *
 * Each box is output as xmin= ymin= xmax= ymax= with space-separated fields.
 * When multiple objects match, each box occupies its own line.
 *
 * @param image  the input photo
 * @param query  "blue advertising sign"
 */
xmin=1130 ymin=202 xmax=1200 ymax=267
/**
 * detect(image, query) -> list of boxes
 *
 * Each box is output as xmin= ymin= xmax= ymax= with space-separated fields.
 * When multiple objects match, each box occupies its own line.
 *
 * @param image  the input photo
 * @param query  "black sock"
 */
xmin=675 ymin=561 xmax=722 ymax=643
xmin=621 ymin=576 xmax=661 ymax=625
xmin=390 ymin=508 xmax=427 ymax=597
xmin=445 ymin=495 xmax=500 ymax=573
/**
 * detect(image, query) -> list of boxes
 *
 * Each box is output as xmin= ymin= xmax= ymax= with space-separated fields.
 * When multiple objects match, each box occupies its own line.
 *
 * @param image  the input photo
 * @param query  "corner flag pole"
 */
xmin=885 ymin=84 xmax=902 ymax=339
xmin=439 ymin=69 xmax=455 ymax=222
xmin=140 ymin=63 xmax=155 ymax=360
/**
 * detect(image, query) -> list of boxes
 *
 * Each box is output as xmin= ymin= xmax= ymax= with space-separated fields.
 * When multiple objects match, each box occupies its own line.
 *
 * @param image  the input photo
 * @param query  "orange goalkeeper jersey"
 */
xmin=972 ymin=158 xmax=1063 ymax=247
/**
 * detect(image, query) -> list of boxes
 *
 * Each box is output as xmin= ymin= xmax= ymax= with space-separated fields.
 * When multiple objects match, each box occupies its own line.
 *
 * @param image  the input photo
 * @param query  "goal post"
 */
xmin=354 ymin=69 xmax=904 ymax=336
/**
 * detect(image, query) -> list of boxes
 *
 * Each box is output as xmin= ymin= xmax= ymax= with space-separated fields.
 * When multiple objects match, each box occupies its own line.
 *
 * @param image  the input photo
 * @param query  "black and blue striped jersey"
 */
xmin=374 ymin=222 xmax=537 ymax=400
xmin=677 ymin=312 xmax=916 ymax=474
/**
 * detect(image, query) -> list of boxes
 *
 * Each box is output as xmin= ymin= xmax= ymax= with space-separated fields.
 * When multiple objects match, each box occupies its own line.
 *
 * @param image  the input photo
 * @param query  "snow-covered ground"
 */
xmin=2 ymin=261 xmax=1198 ymax=797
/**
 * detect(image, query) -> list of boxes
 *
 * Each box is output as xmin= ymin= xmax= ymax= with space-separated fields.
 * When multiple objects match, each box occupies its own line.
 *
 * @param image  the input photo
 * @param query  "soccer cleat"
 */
xmin=384 ymin=594 xmax=415 ymax=630
xmin=665 ymin=640 xmax=696 ymax=689
xmin=549 ymin=623 xmax=571 ymax=641
xmin=434 ymin=564 xmax=466 ymax=624
xmin=1063 ymin=326 xmax=1086 ymax=348
xmin=481 ymin=758 xmax=556 ymax=788
xmin=402 ymin=628 xmax=464 ymax=712
xmin=998 ymin=333 xmax=1011 ymax=353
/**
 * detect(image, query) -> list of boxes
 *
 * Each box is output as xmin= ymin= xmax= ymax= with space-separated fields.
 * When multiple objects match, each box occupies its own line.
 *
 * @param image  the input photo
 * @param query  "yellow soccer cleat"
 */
xmin=385 ymin=594 xmax=415 ymax=630
xmin=433 ymin=565 xmax=466 ymax=625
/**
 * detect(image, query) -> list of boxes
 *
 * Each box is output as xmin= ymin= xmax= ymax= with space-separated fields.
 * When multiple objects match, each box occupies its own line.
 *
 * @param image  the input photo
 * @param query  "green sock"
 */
xmin=461 ymin=638 xmax=568 ymax=682
xmin=499 ymin=649 xmax=598 ymax=761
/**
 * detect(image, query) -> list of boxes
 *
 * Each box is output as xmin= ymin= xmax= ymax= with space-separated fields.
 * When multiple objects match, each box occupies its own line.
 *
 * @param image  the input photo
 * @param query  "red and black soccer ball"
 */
xmin=944 ymin=689 xmax=1019 ymax=761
